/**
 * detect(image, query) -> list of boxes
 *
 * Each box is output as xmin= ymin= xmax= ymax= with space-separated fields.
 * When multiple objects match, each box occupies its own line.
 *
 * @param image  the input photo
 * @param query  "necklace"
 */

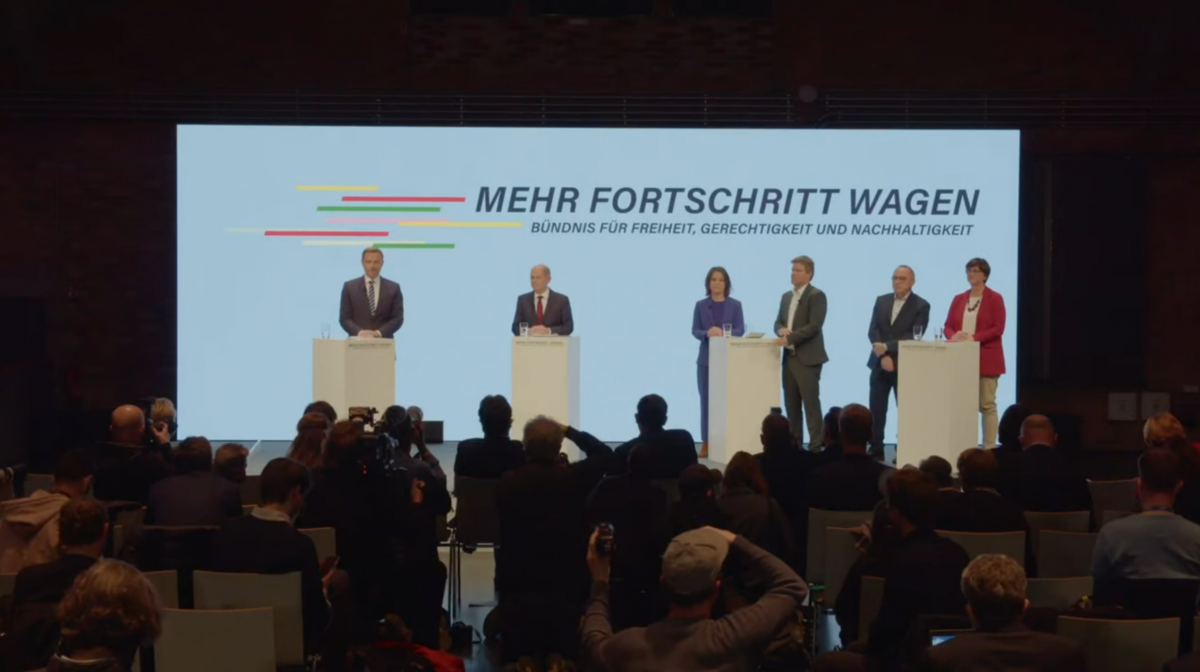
xmin=967 ymin=297 xmax=982 ymax=313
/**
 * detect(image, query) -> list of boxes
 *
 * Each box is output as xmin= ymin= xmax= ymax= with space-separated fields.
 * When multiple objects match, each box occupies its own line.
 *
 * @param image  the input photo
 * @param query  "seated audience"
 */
xmin=944 ymin=449 xmax=1033 ymax=571
xmin=497 ymin=417 xmax=589 ymax=669
xmin=1093 ymin=448 xmax=1200 ymax=582
xmin=145 ymin=436 xmax=241 ymax=526
xmin=817 ymin=469 xmax=970 ymax=670
xmin=4 ymin=498 xmax=109 ymax=671
xmin=587 ymin=445 xmax=672 ymax=629
xmin=1144 ymin=411 xmax=1193 ymax=449
xmin=213 ymin=457 xmax=334 ymax=654
xmin=149 ymin=397 xmax=177 ymax=440
xmin=91 ymin=404 xmax=173 ymax=503
xmin=919 ymin=455 xmax=963 ymax=529
xmin=915 ymin=554 xmax=1087 ymax=672
xmin=0 ymin=449 xmax=95 ymax=573
xmin=669 ymin=464 xmax=727 ymax=536
xmin=997 ymin=414 xmax=1092 ymax=513
xmin=995 ymin=403 xmax=1033 ymax=455
xmin=288 ymin=412 xmax=330 ymax=469
xmin=756 ymin=413 xmax=815 ymax=558
xmin=719 ymin=452 xmax=799 ymax=568
xmin=1166 ymin=435 xmax=1200 ymax=526
xmin=813 ymin=405 xmax=844 ymax=468
xmin=581 ymin=526 xmax=807 ymax=671
xmin=305 ymin=400 xmax=338 ymax=424
xmin=608 ymin=394 xmax=697 ymax=479
xmin=213 ymin=442 xmax=249 ymax=484
xmin=455 ymin=394 xmax=526 ymax=480
xmin=807 ymin=404 xmax=893 ymax=512
xmin=42 ymin=559 xmax=162 ymax=672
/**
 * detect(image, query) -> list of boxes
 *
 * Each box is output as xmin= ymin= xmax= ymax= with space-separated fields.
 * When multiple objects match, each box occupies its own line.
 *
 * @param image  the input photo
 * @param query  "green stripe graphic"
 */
xmin=317 ymin=206 xmax=442 ymax=212
xmin=372 ymin=243 xmax=455 ymax=249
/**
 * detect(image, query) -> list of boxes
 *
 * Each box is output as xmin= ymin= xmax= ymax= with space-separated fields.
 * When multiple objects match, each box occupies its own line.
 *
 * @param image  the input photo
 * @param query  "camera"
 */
xmin=595 ymin=522 xmax=615 ymax=557
xmin=349 ymin=405 xmax=415 ymax=472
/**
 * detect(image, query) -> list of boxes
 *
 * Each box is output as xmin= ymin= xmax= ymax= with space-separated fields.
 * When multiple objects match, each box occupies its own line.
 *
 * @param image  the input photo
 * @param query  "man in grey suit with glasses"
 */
xmin=340 ymin=247 xmax=404 ymax=338
xmin=774 ymin=255 xmax=828 ymax=450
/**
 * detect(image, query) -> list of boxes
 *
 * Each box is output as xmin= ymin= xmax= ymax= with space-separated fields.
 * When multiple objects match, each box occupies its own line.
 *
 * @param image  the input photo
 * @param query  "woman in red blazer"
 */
xmin=943 ymin=258 xmax=1007 ymax=448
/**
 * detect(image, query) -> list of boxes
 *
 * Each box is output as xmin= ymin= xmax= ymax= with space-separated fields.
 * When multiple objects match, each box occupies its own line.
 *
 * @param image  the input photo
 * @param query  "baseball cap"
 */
xmin=662 ymin=528 xmax=730 ymax=597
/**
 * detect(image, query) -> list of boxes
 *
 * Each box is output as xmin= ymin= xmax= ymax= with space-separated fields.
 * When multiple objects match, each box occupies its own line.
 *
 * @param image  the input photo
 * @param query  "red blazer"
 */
xmin=943 ymin=286 xmax=1007 ymax=376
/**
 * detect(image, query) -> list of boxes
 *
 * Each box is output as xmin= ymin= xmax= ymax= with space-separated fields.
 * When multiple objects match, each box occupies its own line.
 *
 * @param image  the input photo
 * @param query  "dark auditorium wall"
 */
xmin=2 ymin=0 xmax=1199 ymax=458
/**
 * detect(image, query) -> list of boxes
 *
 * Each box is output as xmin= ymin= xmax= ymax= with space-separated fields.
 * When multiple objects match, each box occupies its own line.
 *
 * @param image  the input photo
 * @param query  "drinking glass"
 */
xmin=722 ymin=323 xmax=733 ymax=338
xmin=320 ymin=323 xmax=331 ymax=339
xmin=519 ymin=322 xmax=530 ymax=337
xmin=913 ymin=324 xmax=925 ymax=341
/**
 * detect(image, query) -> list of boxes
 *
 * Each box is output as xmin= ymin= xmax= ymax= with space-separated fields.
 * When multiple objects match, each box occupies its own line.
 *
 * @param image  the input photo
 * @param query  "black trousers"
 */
xmin=868 ymin=365 xmax=898 ymax=453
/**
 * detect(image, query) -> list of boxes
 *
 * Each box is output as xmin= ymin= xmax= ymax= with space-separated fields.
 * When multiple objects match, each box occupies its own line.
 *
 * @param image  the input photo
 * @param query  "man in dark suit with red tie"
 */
xmin=511 ymin=264 xmax=574 ymax=336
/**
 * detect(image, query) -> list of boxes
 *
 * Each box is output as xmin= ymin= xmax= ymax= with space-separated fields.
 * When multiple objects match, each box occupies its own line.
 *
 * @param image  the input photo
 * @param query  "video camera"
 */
xmin=347 ymin=405 xmax=412 ymax=471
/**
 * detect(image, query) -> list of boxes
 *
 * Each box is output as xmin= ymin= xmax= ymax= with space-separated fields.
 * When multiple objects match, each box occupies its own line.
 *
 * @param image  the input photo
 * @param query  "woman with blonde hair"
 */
xmin=47 ymin=559 xmax=162 ymax=672
xmin=287 ymin=412 xmax=330 ymax=469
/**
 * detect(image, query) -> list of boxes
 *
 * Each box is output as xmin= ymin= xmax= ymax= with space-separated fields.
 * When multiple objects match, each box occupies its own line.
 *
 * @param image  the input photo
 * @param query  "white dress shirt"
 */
xmin=962 ymin=293 xmax=982 ymax=336
xmin=785 ymin=284 xmax=808 ymax=351
xmin=364 ymin=275 xmax=381 ymax=315
xmin=891 ymin=293 xmax=909 ymax=324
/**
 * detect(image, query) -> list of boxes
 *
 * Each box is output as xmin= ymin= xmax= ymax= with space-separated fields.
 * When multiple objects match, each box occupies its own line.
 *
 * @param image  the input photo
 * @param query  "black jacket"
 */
xmin=718 ymin=488 xmax=800 ymax=569
xmin=997 ymin=444 xmax=1092 ymax=513
xmin=915 ymin=624 xmax=1088 ymax=672
xmin=497 ymin=461 xmax=588 ymax=597
xmin=586 ymin=475 xmax=671 ymax=584
xmin=866 ymin=292 xmax=931 ymax=370
xmin=5 ymin=554 xmax=98 ymax=671
xmin=807 ymin=453 xmax=892 ymax=513
xmin=146 ymin=472 xmax=242 ymax=526
xmin=608 ymin=427 xmax=697 ymax=479
xmin=454 ymin=436 xmax=526 ymax=480
xmin=90 ymin=441 xmax=173 ymax=504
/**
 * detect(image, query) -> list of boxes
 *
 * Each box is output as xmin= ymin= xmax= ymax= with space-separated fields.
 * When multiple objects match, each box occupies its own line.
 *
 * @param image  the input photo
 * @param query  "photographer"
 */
xmin=91 ymin=404 xmax=173 ymax=504
xmin=379 ymin=406 xmax=450 ymax=516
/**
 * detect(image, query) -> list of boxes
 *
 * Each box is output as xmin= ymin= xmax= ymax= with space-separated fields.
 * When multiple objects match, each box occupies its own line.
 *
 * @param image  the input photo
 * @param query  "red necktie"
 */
xmin=536 ymin=295 xmax=544 ymax=326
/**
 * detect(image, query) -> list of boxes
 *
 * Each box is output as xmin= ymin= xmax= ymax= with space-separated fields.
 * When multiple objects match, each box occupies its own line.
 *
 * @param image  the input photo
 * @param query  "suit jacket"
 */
xmin=867 ymin=292 xmax=931 ymax=369
xmin=586 ymin=475 xmax=671 ymax=584
xmin=91 ymin=441 xmax=173 ymax=504
xmin=5 ymin=554 xmax=98 ymax=671
xmin=496 ymin=461 xmax=588 ymax=596
xmin=340 ymin=275 xmax=404 ymax=338
xmin=145 ymin=472 xmax=243 ymax=527
xmin=916 ymin=624 xmax=1088 ymax=672
xmin=807 ymin=453 xmax=893 ymax=513
xmin=608 ymin=428 xmax=697 ymax=479
xmin=511 ymin=289 xmax=574 ymax=335
xmin=454 ymin=436 xmax=526 ymax=480
xmin=943 ymin=286 xmax=1006 ymax=376
xmin=774 ymin=285 xmax=829 ymax=366
xmin=997 ymin=444 xmax=1092 ymax=514
xmin=212 ymin=513 xmax=331 ymax=650
xmin=692 ymin=297 xmax=746 ymax=365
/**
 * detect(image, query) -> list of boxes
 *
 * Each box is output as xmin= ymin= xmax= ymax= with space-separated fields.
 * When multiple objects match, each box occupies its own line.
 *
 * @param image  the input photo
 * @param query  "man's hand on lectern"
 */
xmin=530 ymin=325 xmax=551 ymax=336
xmin=357 ymin=330 xmax=382 ymax=339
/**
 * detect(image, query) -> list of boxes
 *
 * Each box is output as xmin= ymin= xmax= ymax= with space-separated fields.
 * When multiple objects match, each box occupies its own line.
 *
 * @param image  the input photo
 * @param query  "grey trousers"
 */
xmin=782 ymin=354 xmax=823 ymax=450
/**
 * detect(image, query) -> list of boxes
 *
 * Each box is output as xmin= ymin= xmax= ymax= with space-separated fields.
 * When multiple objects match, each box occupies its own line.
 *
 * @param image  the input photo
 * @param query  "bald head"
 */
xmin=530 ymin=264 xmax=551 ymax=294
xmin=1019 ymin=414 xmax=1056 ymax=450
xmin=110 ymin=405 xmax=146 ymax=444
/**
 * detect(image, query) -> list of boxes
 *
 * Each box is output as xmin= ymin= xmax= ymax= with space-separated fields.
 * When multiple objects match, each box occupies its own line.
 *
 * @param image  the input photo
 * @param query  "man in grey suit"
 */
xmin=339 ymin=247 xmax=404 ymax=338
xmin=867 ymin=265 xmax=931 ymax=457
xmin=774 ymin=255 xmax=828 ymax=450
xmin=511 ymin=264 xmax=574 ymax=336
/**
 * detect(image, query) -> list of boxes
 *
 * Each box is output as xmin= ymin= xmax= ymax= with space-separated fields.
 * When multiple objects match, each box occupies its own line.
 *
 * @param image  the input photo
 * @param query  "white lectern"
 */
xmin=708 ymin=338 xmax=781 ymax=464
xmin=312 ymin=338 xmax=396 ymax=421
xmin=511 ymin=336 xmax=581 ymax=455
xmin=897 ymin=340 xmax=980 ymax=467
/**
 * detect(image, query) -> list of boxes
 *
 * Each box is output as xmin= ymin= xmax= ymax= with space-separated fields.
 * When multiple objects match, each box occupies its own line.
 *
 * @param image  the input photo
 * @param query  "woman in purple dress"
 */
xmin=692 ymin=266 xmax=745 ymax=458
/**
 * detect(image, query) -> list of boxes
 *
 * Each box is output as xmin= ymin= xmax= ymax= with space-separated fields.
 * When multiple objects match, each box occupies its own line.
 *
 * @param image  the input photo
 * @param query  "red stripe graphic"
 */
xmin=264 ymin=231 xmax=388 ymax=237
xmin=342 ymin=196 xmax=466 ymax=203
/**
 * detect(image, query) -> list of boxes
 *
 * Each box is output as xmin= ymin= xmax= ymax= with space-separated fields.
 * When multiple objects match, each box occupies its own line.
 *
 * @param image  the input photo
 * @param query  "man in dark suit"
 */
xmin=997 ymin=415 xmax=1092 ymax=513
xmin=213 ymin=457 xmax=335 ymax=655
xmin=511 ymin=264 xmax=574 ymax=336
xmin=4 ymin=498 xmax=108 ymax=671
xmin=774 ymin=255 xmax=829 ymax=450
xmin=756 ymin=412 xmax=815 ymax=569
xmin=146 ymin=436 xmax=242 ymax=526
xmin=455 ymin=395 xmax=526 ymax=480
xmin=808 ymin=404 xmax=893 ymax=512
xmin=91 ymin=403 xmax=173 ymax=504
xmin=915 ymin=555 xmax=1087 ymax=672
xmin=608 ymin=394 xmax=697 ymax=479
xmin=867 ymin=265 xmax=931 ymax=458
xmin=339 ymin=247 xmax=404 ymax=338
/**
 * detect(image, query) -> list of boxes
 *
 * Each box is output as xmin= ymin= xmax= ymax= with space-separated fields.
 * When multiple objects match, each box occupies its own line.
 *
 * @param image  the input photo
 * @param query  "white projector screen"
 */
xmin=177 ymin=126 xmax=1020 ymax=442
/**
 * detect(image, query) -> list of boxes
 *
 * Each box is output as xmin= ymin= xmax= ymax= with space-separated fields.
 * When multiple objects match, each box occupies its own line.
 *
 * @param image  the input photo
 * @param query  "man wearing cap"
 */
xmin=582 ymin=525 xmax=807 ymax=671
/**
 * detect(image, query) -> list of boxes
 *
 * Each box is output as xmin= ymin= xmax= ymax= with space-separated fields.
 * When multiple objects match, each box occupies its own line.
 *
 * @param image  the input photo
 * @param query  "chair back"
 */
xmin=821 ymin=527 xmax=860 ymax=608
xmin=1024 ymin=510 xmax=1090 ymax=556
xmin=23 ymin=473 xmax=54 ymax=495
xmin=806 ymin=509 xmax=873 ymax=585
xmin=1026 ymin=576 xmax=1093 ymax=610
xmin=144 ymin=569 xmax=180 ymax=609
xmin=240 ymin=475 xmax=262 ymax=505
xmin=0 ymin=572 xmax=16 ymax=599
xmin=1087 ymin=479 xmax=1137 ymax=526
xmin=651 ymin=479 xmax=682 ymax=504
xmin=1057 ymin=615 xmax=1179 ymax=672
xmin=299 ymin=526 xmax=338 ymax=562
xmin=156 ymin=607 xmax=276 ymax=672
xmin=1094 ymin=577 xmax=1200 ymax=653
xmin=453 ymin=477 xmax=502 ymax=546
xmin=857 ymin=575 xmax=886 ymax=644
xmin=936 ymin=530 xmax=1026 ymax=567
xmin=242 ymin=504 xmax=254 ymax=516
xmin=1100 ymin=510 xmax=1136 ymax=528
xmin=1037 ymin=531 xmax=1097 ymax=578
xmin=193 ymin=571 xmax=303 ymax=667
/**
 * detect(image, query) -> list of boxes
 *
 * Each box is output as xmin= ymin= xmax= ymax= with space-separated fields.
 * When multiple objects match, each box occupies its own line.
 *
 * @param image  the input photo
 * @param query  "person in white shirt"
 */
xmin=339 ymin=247 xmax=404 ymax=338
xmin=511 ymin=264 xmax=575 ymax=336
xmin=773 ymin=255 xmax=829 ymax=450
xmin=866 ymin=266 xmax=931 ymax=458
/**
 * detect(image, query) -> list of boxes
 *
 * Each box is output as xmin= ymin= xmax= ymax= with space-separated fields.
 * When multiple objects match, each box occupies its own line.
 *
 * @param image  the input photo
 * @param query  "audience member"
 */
xmin=756 ymin=413 xmax=815 ymax=560
xmin=945 ymin=450 xmax=1032 ymax=572
xmin=995 ymin=403 xmax=1033 ymax=455
xmin=213 ymin=457 xmax=334 ymax=654
xmin=43 ymin=559 xmax=162 ymax=672
xmin=915 ymin=555 xmax=1086 ymax=672
xmin=91 ymin=404 xmax=173 ymax=503
xmin=818 ymin=469 xmax=970 ymax=670
xmin=719 ymin=452 xmax=799 ymax=568
xmin=563 ymin=423 xmax=617 ymax=497
xmin=4 ymin=498 xmax=109 ymax=671
xmin=213 ymin=443 xmax=249 ymax=484
xmin=670 ymin=465 xmax=728 ymax=536
xmin=0 ymin=449 xmax=95 ymax=573
xmin=813 ymin=405 xmax=844 ymax=468
xmin=587 ymin=445 xmax=672 ymax=629
xmin=919 ymin=455 xmax=963 ymax=529
xmin=288 ymin=412 xmax=329 ymax=469
xmin=997 ymin=414 xmax=1092 ymax=513
xmin=581 ymin=526 xmax=807 ymax=671
xmin=1145 ymin=412 xmax=1190 ymax=449
xmin=305 ymin=400 xmax=338 ymax=425
xmin=608 ymin=394 xmax=698 ymax=479
xmin=1093 ymin=448 xmax=1200 ymax=582
xmin=379 ymin=405 xmax=452 ymax=519
xmin=145 ymin=436 xmax=241 ymax=526
xmin=808 ymin=404 xmax=893 ymax=512
xmin=497 ymin=417 xmax=589 ymax=668
xmin=149 ymin=397 xmax=177 ymax=440
xmin=455 ymin=395 xmax=526 ymax=480
xmin=1166 ymin=435 xmax=1200 ymax=526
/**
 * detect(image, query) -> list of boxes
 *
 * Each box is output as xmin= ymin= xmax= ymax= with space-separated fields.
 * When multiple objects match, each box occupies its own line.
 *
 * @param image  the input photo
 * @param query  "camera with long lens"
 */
xmin=348 ymin=405 xmax=412 ymax=471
